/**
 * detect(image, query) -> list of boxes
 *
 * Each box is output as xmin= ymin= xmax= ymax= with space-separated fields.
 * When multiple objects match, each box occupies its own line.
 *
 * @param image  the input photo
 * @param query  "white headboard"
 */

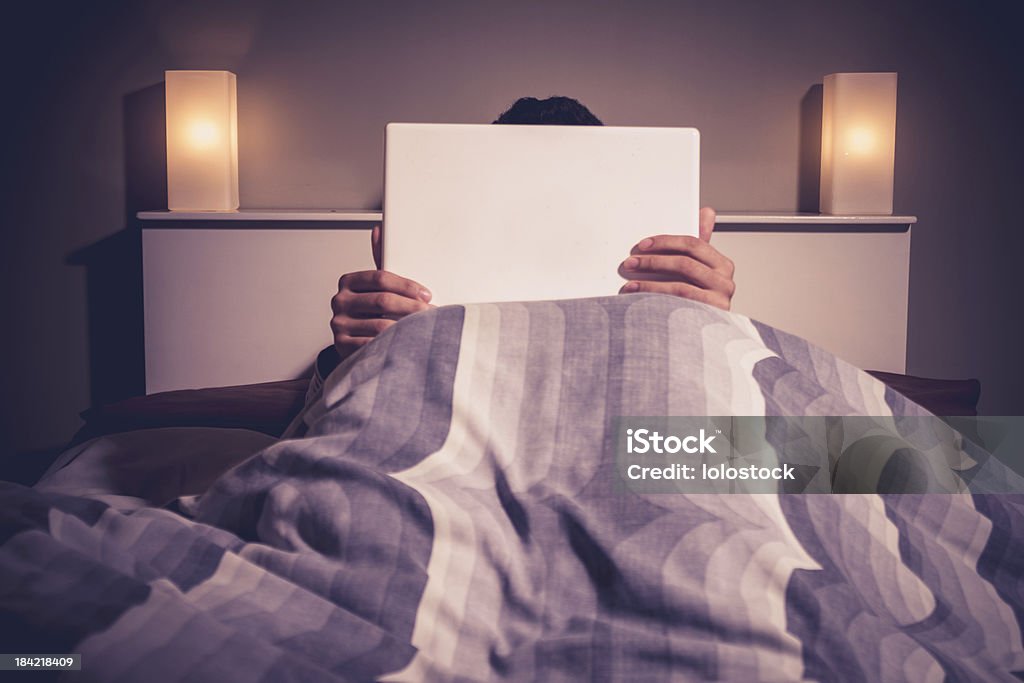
xmin=141 ymin=217 xmax=911 ymax=393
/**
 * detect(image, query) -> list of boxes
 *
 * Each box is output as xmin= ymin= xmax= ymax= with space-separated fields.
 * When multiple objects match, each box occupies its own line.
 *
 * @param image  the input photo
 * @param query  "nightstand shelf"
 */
xmin=137 ymin=209 xmax=380 ymax=223
xmin=138 ymin=209 xmax=916 ymax=228
xmin=716 ymin=212 xmax=915 ymax=225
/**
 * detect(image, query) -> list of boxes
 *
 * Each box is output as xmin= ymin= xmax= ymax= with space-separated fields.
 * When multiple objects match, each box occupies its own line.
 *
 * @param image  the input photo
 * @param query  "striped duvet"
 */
xmin=2 ymin=294 xmax=1022 ymax=681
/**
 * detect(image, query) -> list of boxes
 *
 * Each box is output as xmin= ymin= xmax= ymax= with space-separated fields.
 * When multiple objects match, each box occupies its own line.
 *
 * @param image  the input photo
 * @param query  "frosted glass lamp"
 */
xmin=819 ymin=72 xmax=897 ymax=215
xmin=165 ymin=70 xmax=239 ymax=211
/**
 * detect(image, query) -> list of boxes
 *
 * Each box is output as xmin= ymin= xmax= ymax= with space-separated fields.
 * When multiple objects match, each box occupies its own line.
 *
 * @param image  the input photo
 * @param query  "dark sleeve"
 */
xmin=316 ymin=345 xmax=342 ymax=383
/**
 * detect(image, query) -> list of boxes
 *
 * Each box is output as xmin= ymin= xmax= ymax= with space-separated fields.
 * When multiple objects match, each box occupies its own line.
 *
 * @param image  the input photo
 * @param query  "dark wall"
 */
xmin=2 ymin=0 xmax=1022 ymax=453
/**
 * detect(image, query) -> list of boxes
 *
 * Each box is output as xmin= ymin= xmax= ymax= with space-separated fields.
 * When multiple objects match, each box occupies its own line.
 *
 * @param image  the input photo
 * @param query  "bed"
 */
xmin=2 ymin=294 xmax=1021 ymax=681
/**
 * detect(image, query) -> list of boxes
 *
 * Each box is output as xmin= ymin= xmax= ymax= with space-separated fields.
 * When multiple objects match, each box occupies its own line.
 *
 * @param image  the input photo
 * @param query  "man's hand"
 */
xmin=330 ymin=226 xmax=433 ymax=361
xmin=617 ymin=207 xmax=736 ymax=311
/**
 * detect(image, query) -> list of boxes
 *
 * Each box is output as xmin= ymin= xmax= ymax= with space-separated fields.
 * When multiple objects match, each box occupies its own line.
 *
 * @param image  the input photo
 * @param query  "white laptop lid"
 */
xmin=382 ymin=123 xmax=700 ymax=305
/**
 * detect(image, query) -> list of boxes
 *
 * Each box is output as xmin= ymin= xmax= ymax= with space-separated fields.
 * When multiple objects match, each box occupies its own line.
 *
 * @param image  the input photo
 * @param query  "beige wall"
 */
xmin=2 ymin=0 xmax=1022 ymax=452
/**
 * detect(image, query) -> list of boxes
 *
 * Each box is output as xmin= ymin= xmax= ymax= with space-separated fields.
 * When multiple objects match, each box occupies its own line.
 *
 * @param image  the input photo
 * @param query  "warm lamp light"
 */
xmin=165 ymin=70 xmax=239 ymax=211
xmin=819 ymin=72 xmax=897 ymax=215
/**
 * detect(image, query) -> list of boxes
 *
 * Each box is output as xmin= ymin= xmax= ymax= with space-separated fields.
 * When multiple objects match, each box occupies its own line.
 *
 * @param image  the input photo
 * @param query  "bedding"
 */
xmin=2 ymin=293 xmax=1022 ymax=681
xmin=72 ymin=378 xmax=309 ymax=443
xmin=36 ymin=427 xmax=277 ymax=511
xmin=70 ymin=361 xmax=980 ymax=449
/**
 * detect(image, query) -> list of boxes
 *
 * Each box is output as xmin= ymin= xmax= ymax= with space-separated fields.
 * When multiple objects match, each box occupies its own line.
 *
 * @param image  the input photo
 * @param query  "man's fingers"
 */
xmin=371 ymin=225 xmax=383 ymax=271
xmin=620 ymin=253 xmax=734 ymax=294
xmin=334 ymin=335 xmax=374 ymax=356
xmin=619 ymin=279 xmax=730 ymax=311
xmin=331 ymin=315 xmax=394 ymax=338
xmin=332 ymin=257 xmax=434 ymax=360
xmin=620 ymin=252 xmax=708 ymax=281
xmin=699 ymin=206 xmax=716 ymax=243
xmin=629 ymin=234 xmax=732 ymax=273
xmin=331 ymin=314 xmax=399 ymax=358
xmin=340 ymin=269 xmax=432 ymax=302
xmin=346 ymin=291 xmax=431 ymax=318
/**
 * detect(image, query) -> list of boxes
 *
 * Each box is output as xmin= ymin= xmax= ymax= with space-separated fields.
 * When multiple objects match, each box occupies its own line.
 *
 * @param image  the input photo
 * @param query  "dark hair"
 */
xmin=493 ymin=96 xmax=603 ymax=126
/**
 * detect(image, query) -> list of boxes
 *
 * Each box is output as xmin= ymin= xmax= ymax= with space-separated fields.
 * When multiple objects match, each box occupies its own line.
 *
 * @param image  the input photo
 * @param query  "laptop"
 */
xmin=382 ymin=123 xmax=700 ymax=306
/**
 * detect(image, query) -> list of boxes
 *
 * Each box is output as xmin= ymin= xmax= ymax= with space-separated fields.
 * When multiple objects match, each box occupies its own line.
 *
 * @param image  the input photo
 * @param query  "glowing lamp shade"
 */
xmin=165 ymin=70 xmax=239 ymax=211
xmin=820 ymin=72 xmax=897 ymax=215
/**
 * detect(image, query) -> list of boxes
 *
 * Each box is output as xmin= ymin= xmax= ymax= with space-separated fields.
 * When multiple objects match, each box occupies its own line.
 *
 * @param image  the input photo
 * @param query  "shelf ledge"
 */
xmin=716 ymin=212 xmax=916 ymax=225
xmin=137 ymin=209 xmax=383 ymax=222
xmin=137 ymin=209 xmax=917 ymax=226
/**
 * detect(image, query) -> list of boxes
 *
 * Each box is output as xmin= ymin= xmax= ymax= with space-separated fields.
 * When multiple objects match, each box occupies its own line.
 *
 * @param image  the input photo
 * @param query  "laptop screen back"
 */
xmin=383 ymin=123 xmax=700 ymax=306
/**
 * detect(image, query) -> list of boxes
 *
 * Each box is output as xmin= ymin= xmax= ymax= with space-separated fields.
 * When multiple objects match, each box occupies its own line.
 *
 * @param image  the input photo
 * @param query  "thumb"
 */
xmin=699 ymin=207 xmax=716 ymax=243
xmin=371 ymin=224 xmax=382 ymax=270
